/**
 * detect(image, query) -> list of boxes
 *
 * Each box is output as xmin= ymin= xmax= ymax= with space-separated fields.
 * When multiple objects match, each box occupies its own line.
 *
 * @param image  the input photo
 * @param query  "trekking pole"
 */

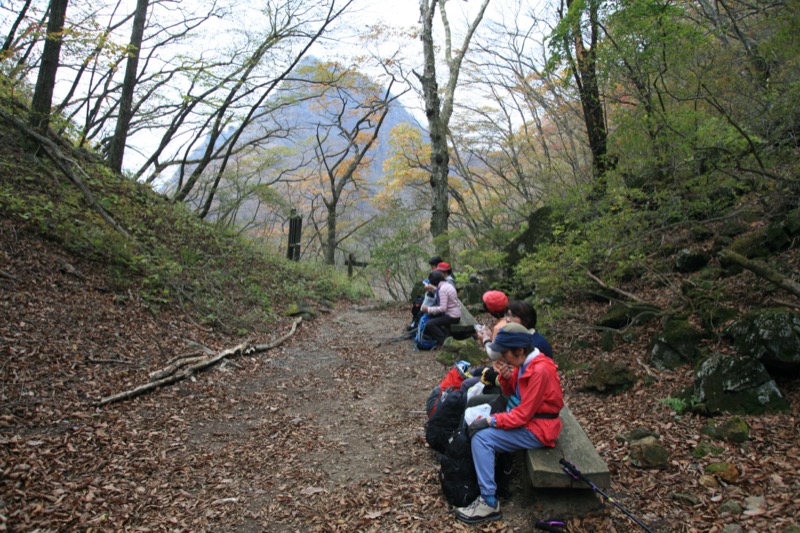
xmin=560 ymin=458 xmax=656 ymax=533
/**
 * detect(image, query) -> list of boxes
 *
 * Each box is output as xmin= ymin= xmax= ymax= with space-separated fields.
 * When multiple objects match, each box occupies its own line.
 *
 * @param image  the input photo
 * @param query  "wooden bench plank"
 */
xmin=525 ymin=404 xmax=610 ymax=489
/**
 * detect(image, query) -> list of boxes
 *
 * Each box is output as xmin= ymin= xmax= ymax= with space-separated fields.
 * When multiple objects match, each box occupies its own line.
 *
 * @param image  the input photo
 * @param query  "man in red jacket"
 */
xmin=455 ymin=323 xmax=564 ymax=524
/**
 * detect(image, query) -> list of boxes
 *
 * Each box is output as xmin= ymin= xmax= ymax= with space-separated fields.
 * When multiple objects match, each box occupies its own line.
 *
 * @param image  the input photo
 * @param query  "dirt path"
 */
xmin=1 ymin=223 xmax=561 ymax=532
xmin=209 ymin=303 xmax=542 ymax=531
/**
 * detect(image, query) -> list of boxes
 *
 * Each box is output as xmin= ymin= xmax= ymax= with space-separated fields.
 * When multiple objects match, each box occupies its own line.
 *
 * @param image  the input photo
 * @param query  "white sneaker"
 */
xmin=455 ymin=496 xmax=501 ymax=524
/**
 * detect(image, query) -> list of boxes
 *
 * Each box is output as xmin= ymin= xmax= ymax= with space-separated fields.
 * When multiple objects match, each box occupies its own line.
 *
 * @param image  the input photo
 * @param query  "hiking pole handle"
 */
xmin=536 ymin=519 xmax=567 ymax=532
xmin=560 ymin=458 xmax=587 ymax=482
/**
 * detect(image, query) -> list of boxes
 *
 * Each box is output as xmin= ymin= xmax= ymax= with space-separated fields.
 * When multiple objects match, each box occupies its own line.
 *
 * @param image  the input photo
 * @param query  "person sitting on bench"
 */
xmin=420 ymin=270 xmax=461 ymax=348
xmin=455 ymin=324 xmax=564 ymax=524
xmin=477 ymin=299 xmax=553 ymax=360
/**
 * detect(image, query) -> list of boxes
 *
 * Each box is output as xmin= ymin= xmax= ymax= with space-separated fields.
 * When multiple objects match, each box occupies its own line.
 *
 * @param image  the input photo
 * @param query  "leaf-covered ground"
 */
xmin=2 ymin=219 xmax=799 ymax=532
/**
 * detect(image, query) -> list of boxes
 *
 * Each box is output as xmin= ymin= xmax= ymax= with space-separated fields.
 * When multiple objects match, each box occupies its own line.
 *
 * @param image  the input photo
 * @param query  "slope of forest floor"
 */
xmin=2 ymin=218 xmax=800 ymax=532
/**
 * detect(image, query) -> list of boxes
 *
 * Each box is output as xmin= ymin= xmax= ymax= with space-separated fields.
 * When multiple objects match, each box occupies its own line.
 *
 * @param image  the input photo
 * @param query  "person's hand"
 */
xmin=481 ymin=367 xmax=499 ymax=386
xmin=421 ymin=305 xmax=428 ymax=313
xmin=468 ymin=417 xmax=491 ymax=438
xmin=494 ymin=361 xmax=512 ymax=380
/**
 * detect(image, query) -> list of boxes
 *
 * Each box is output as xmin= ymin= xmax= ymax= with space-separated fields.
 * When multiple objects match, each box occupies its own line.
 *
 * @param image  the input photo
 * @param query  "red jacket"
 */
xmin=495 ymin=353 xmax=564 ymax=447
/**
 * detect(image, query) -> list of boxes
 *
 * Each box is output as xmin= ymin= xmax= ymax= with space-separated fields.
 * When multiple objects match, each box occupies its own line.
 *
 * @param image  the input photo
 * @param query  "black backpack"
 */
xmin=411 ymin=295 xmax=424 ymax=319
xmin=438 ymin=401 xmax=514 ymax=507
xmin=425 ymin=388 xmax=466 ymax=454
xmin=439 ymin=419 xmax=480 ymax=507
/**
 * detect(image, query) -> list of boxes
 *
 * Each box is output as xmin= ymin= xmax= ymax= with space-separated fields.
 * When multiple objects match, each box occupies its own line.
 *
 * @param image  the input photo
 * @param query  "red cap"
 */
xmin=436 ymin=262 xmax=451 ymax=272
xmin=482 ymin=290 xmax=508 ymax=314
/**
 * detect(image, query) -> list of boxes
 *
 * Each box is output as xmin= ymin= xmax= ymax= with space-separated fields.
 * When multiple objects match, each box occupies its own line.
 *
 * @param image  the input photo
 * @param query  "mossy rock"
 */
xmin=285 ymin=302 xmax=317 ymax=320
xmin=704 ymin=462 xmax=740 ymax=483
xmin=701 ymin=417 xmax=750 ymax=444
xmin=649 ymin=319 xmax=704 ymax=370
xmin=692 ymin=441 xmax=725 ymax=459
xmin=696 ymin=304 xmax=739 ymax=334
xmin=437 ymin=337 xmax=485 ymax=367
xmin=726 ymin=222 xmax=791 ymax=262
xmin=675 ymin=248 xmax=710 ymax=273
xmin=695 ymin=354 xmax=789 ymax=415
xmin=582 ymin=362 xmax=637 ymax=394
xmin=596 ymin=302 xmax=660 ymax=329
xmin=727 ymin=231 xmax=771 ymax=259
xmin=724 ymin=308 xmax=800 ymax=371
xmin=629 ymin=435 xmax=670 ymax=469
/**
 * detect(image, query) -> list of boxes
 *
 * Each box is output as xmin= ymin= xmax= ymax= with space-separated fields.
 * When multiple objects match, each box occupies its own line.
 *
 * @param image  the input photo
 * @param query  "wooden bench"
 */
xmin=525 ymin=404 xmax=610 ymax=489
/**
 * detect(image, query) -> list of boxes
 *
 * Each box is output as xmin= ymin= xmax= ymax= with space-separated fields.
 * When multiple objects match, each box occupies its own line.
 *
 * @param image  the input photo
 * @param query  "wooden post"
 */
xmin=344 ymin=253 xmax=368 ymax=278
xmin=286 ymin=208 xmax=302 ymax=261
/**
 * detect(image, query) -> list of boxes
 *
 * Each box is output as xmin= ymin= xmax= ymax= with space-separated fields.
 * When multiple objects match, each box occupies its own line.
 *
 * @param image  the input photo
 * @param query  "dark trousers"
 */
xmin=425 ymin=314 xmax=460 ymax=346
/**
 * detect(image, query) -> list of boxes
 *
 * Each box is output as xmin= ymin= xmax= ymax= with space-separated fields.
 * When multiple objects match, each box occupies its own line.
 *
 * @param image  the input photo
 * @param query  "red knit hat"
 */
xmin=436 ymin=262 xmax=451 ymax=272
xmin=482 ymin=290 xmax=508 ymax=314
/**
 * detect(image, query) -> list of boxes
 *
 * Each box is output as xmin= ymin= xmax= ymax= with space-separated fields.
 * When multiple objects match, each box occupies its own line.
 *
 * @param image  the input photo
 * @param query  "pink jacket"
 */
xmin=426 ymin=282 xmax=462 ymax=319
xmin=496 ymin=353 xmax=563 ymax=447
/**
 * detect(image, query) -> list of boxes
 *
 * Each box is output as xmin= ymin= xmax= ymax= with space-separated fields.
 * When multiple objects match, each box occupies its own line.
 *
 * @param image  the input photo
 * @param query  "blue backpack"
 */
xmin=414 ymin=313 xmax=438 ymax=351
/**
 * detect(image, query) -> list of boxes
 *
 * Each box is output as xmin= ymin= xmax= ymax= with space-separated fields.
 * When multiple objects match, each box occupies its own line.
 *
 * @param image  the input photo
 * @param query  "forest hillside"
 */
xmin=3 ymin=0 xmax=800 ymax=530
xmin=2 ymin=99 xmax=800 ymax=531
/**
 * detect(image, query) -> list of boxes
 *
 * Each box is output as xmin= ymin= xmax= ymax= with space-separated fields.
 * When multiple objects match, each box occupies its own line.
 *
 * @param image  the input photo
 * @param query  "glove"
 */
xmin=481 ymin=367 xmax=499 ymax=386
xmin=468 ymin=417 xmax=491 ymax=438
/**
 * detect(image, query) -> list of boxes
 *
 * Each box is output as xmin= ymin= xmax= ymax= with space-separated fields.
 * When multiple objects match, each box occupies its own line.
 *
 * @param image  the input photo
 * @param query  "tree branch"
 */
xmin=720 ymin=251 xmax=800 ymax=298
xmin=96 ymin=317 xmax=302 ymax=406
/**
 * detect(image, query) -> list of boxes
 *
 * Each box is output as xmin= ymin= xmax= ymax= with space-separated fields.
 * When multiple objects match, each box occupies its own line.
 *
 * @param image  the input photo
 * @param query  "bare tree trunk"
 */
xmin=325 ymin=204 xmax=337 ymax=265
xmin=563 ymin=0 xmax=610 ymax=190
xmin=107 ymin=0 xmax=149 ymax=173
xmin=417 ymin=0 xmax=490 ymax=258
xmin=29 ymin=0 xmax=69 ymax=131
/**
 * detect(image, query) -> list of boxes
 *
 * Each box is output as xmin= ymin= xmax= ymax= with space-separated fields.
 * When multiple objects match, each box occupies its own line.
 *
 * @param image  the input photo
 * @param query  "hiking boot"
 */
xmin=455 ymin=496 xmax=501 ymax=524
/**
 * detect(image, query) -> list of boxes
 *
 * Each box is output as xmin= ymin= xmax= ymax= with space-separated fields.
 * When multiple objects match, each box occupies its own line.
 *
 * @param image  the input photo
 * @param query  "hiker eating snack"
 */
xmin=455 ymin=325 xmax=564 ymax=524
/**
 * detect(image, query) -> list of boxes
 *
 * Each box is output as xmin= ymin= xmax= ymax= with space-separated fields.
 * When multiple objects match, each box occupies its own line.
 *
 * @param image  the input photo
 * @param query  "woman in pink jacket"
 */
xmin=455 ymin=323 xmax=564 ymax=524
xmin=419 ymin=269 xmax=462 ymax=347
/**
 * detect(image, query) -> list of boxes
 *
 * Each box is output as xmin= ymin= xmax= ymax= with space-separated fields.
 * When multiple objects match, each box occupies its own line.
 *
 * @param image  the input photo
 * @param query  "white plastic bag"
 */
xmin=466 ymin=381 xmax=485 ymax=401
xmin=463 ymin=403 xmax=491 ymax=426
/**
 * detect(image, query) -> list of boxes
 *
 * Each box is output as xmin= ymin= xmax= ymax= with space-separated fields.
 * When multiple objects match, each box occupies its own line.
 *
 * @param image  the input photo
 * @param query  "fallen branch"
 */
xmin=586 ymin=270 xmax=646 ymax=304
xmin=720 ymin=250 xmax=800 ymax=298
xmin=96 ymin=317 xmax=302 ymax=406
xmin=148 ymin=355 xmax=207 ymax=381
xmin=163 ymin=350 xmax=206 ymax=367
xmin=636 ymin=357 xmax=660 ymax=380
xmin=768 ymin=298 xmax=800 ymax=310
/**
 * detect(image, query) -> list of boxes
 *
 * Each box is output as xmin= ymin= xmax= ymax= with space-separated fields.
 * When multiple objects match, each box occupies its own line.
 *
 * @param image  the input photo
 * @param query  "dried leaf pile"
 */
xmin=2 ymin=220 xmax=799 ymax=532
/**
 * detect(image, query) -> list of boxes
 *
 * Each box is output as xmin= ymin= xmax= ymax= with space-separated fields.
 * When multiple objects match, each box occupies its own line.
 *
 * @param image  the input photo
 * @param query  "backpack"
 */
xmin=439 ymin=420 xmax=479 ymax=507
xmin=439 ymin=399 xmax=513 ymax=507
xmin=426 ymin=363 xmax=471 ymax=419
xmin=411 ymin=296 xmax=424 ymax=319
xmin=414 ymin=313 xmax=437 ymax=351
xmin=425 ymin=388 xmax=467 ymax=454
